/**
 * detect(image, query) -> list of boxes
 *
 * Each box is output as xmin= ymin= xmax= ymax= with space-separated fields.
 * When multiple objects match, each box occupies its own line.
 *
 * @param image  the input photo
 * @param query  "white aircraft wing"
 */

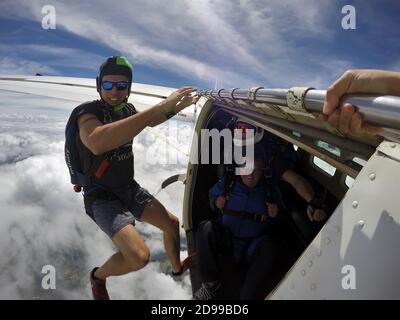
xmin=0 ymin=76 xmax=199 ymax=121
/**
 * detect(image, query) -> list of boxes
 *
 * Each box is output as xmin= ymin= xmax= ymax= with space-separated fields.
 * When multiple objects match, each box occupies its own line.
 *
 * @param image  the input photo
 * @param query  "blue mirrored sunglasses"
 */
xmin=101 ymin=81 xmax=129 ymax=91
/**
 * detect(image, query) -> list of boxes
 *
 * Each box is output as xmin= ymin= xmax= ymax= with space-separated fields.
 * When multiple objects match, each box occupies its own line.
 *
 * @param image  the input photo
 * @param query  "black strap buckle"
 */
xmin=224 ymin=210 xmax=268 ymax=223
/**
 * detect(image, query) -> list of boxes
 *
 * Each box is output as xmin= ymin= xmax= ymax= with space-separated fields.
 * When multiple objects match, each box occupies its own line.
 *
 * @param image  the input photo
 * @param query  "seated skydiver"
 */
xmin=194 ymin=146 xmax=327 ymax=300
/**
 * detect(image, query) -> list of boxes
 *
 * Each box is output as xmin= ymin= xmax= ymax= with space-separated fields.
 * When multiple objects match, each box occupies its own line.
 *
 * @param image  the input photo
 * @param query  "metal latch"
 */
xmin=287 ymin=87 xmax=314 ymax=113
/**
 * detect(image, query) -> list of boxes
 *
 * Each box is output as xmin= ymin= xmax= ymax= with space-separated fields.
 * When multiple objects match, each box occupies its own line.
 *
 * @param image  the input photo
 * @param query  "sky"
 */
xmin=0 ymin=0 xmax=399 ymax=89
xmin=0 ymin=0 xmax=400 ymax=300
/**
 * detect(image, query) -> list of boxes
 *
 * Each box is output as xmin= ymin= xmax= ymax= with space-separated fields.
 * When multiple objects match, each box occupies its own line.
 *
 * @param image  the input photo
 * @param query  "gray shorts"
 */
xmin=85 ymin=181 xmax=153 ymax=239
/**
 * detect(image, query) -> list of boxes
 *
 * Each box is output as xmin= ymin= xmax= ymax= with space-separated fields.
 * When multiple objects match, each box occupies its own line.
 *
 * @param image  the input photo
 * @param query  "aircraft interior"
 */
xmin=188 ymin=107 xmax=362 ymax=299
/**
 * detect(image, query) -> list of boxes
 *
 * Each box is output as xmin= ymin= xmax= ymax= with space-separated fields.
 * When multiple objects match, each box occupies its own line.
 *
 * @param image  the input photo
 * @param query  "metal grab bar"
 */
xmin=199 ymin=88 xmax=400 ymax=130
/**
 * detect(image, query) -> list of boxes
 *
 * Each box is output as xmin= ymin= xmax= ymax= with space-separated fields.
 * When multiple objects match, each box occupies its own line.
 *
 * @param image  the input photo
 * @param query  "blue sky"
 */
xmin=0 ymin=0 xmax=399 ymax=90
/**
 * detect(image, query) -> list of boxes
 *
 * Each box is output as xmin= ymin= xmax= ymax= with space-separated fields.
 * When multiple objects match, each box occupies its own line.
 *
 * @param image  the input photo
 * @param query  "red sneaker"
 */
xmin=90 ymin=267 xmax=110 ymax=300
xmin=171 ymin=253 xmax=197 ymax=280
xmin=181 ymin=253 xmax=197 ymax=272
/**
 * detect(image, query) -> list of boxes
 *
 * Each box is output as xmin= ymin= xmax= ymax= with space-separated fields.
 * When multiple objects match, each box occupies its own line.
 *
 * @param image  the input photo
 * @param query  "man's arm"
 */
xmin=281 ymin=169 xmax=326 ymax=222
xmin=209 ymin=178 xmax=226 ymax=210
xmin=322 ymin=69 xmax=400 ymax=135
xmin=281 ymin=169 xmax=315 ymax=203
xmin=78 ymin=106 xmax=161 ymax=155
xmin=78 ymin=87 xmax=197 ymax=155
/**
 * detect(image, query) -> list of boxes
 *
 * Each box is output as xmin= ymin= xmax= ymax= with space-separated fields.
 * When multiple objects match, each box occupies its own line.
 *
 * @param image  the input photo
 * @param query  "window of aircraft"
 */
xmin=345 ymin=175 xmax=355 ymax=188
xmin=312 ymin=156 xmax=336 ymax=176
xmin=292 ymin=131 xmax=301 ymax=138
xmin=353 ymin=157 xmax=367 ymax=167
xmin=316 ymin=140 xmax=341 ymax=157
xmin=291 ymin=131 xmax=301 ymax=150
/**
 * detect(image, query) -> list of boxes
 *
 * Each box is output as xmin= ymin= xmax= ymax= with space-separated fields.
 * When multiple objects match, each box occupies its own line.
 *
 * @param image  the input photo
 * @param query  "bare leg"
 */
xmin=95 ymin=224 xmax=150 ymax=280
xmin=140 ymin=198 xmax=182 ymax=273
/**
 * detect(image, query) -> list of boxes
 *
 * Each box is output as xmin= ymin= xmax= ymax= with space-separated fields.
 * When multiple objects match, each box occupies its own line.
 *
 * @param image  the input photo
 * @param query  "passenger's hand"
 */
xmin=307 ymin=206 xmax=327 ymax=222
xmin=163 ymin=87 xmax=199 ymax=114
xmin=267 ymin=202 xmax=278 ymax=218
xmin=321 ymin=69 xmax=400 ymax=135
xmin=215 ymin=196 xmax=227 ymax=209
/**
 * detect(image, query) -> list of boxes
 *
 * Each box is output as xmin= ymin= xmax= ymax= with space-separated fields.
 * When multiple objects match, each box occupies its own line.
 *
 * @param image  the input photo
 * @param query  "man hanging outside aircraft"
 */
xmin=65 ymin=56 xmax=198 ymax=299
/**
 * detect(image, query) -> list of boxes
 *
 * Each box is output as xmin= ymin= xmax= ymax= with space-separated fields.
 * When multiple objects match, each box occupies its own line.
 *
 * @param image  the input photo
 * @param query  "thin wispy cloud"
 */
xmin=0 ymin=44 xmax=105 ymax=74
xmin=0 ymin=57 xmax=57 ymax=76
xmin=1 ymin=0 xmax=385 ymax=88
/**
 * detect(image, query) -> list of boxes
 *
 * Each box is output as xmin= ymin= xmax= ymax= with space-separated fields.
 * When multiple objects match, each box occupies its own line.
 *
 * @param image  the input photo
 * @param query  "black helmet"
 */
xmin=96 ymin=56 xmax=133 ymax=96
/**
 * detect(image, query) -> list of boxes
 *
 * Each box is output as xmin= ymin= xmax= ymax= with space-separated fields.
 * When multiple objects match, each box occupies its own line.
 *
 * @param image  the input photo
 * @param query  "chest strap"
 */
xmin=223 ymin=209 xmax=269 ymax=223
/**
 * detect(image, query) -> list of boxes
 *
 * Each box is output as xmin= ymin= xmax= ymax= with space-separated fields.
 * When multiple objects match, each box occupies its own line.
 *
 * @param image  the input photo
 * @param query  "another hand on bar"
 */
xmin=322 ymin=69 xmax=400 ymax=135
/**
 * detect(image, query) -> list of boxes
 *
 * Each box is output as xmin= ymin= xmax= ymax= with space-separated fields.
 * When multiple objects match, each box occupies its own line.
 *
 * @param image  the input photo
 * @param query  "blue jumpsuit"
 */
xmin=196 ymin=140 xmax=295 ymax=299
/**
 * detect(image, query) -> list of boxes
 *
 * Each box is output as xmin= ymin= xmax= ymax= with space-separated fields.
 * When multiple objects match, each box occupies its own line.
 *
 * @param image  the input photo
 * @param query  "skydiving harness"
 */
xmin=83 ymin=107 xmax=137 ymax=198
xmin=223 ymin=209 xmax=270 ymax=223
xmin=215 ymin=153 xmax=279 ymax=224
xmin=65 ymin=101 xmax=137 ymax=197
xmin=214 ymin=153 xmax=327 ymax=223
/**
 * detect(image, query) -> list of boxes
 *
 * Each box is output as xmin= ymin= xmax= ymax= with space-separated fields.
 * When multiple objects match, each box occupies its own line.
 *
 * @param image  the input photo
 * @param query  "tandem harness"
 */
xmin=215 ymin=151 xmax=279 ymax=224
xmin=223 ymin=209 xmax=270 ymax=223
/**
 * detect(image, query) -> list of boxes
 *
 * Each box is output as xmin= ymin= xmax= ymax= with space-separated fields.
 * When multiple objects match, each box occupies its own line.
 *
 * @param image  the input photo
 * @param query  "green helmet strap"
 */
xmin=113 ymin=102 xmax=126 ymax=112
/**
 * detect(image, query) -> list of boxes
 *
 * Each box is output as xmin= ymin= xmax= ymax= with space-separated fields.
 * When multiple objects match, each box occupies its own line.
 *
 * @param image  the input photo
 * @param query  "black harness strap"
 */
xmin=223 ymin=209 xmax=269 ymax=223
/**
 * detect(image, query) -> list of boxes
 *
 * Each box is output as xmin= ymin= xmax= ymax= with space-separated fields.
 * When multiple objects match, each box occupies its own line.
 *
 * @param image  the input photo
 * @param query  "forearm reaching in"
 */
xmin=282 ymin=169 xmax=326 ymax=222
xmin=322 ymin=69 xmax=400 ymax=135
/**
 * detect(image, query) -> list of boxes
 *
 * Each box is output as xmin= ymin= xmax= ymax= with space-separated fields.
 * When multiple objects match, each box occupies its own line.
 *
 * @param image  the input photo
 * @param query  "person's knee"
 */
xmin=125 ymin=246 xmax=150 ymax=270
xmin=136 ymin=248 xmax=150 ymax=269
xmin=196 ymin=220 xmax=212 ymax=243
xmin=198 ymin=219 xmax=214 ymax=234
xmin=196 ymin=220 xmax=230 ymax=252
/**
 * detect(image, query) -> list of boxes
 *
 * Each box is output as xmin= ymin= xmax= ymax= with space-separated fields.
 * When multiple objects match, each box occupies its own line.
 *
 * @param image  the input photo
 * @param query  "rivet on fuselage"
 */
xmin=369 ymin=173 xmax=376 ymax=181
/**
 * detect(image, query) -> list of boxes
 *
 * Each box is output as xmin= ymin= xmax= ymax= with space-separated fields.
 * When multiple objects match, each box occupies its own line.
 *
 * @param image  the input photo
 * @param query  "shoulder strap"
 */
xmin=65 ymin=101 xmax=111 ymax=190
xmin=223 ymin=164 xmax=236 ymax=197
xmin=65 ymin=103 xmax=95 ymax=188
xmin=125 ymin=103 xmax=138 ymax=115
